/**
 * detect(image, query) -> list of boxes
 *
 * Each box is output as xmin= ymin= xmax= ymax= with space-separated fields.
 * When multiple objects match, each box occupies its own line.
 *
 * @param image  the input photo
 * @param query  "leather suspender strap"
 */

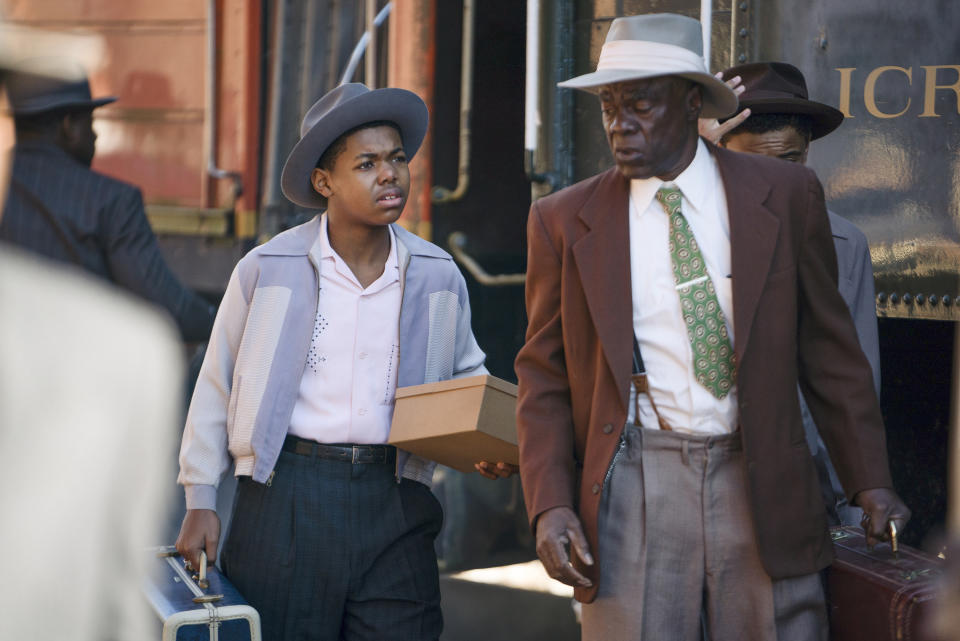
xmin=631 ymin=335 xmax=672 ymax=431
xmin=632 ymin=333 xmax=645 ymax=376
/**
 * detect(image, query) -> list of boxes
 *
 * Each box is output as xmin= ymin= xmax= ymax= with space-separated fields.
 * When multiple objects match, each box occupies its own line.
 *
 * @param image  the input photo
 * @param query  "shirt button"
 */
xmin=592 ymin=483 xmax=601 ymax=495
xmin=359 ymin=352 xmax=367 ymax=359
xmin=602 ymin=423 xmax=614 ymax=434
xmin=358 ymin=408 xmax=367 ymax=416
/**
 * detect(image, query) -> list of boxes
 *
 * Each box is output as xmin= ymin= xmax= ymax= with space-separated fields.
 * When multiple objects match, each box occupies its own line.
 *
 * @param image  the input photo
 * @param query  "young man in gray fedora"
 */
xmin=176 ymin=83 xmax=514 ymax=640
xmin=515 ymin=13 xmax=909 ymax=640
xmin=709 ymin=61 xmax=880 ymax=529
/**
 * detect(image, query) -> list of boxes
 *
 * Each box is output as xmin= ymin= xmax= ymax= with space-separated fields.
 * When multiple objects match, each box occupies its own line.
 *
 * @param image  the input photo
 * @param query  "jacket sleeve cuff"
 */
xmin=184 ymin=484 xmax=217 ymax=511
xmin=530 ymin=502 xmax=575 ymax=534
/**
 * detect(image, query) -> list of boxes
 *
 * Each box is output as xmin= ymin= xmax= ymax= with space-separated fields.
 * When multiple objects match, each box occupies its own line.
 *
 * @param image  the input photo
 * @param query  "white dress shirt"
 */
xmin=288 ymin=215 xmax=401 ymax=444
xmin=628 ymin=139 xmax=739 ymax=435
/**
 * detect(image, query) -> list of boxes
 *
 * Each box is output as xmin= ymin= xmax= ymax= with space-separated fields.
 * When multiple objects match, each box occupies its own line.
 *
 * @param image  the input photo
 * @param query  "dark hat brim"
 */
xmin=727 ymin=96 xmax=844 ymax=140
xmin=280 ymin=87 xmax=428 ymax=209
xmin=13 ymin=95 xmax=116 ymax=116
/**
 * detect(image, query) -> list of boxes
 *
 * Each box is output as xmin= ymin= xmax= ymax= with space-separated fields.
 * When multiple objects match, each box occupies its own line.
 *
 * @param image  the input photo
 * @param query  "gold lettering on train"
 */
xmin=837 ymin=65 xmax=960 ymax=118
xmin=836 ymin=67 xmax=855 ymax=118
xmin=864 ymin=66 xmax=912 ymax=118
xmin=919 ymin=65 xmax=960 ymax=117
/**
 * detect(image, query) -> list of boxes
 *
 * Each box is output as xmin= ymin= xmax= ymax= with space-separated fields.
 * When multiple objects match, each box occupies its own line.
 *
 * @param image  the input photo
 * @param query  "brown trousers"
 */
xmin=581 ymin=427 xmax=827 ymax=641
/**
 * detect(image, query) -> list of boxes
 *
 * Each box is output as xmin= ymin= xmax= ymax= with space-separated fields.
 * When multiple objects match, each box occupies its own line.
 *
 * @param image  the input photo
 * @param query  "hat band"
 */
xmin=596 ymin=39 xmax=707 ymax=75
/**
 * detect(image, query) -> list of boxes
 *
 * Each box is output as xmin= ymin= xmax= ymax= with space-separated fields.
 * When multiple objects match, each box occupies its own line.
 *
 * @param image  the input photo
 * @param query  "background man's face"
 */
xmin=64 ymin=109 xmax=96 ymax=167
xmin=723 ymin=126 xmax=809 ymax=164
xmin=599 ymin=76 xmax=701 ymax=180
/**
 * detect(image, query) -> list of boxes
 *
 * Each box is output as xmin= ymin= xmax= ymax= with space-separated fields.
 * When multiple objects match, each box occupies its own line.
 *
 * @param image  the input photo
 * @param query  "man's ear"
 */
xmin=686 ymin=83 xmax=703 ymax=121
xmin=56 ymin=113 xmax=76 ymax=147
xmin=311 ymin=168 xmax=332 ymax=198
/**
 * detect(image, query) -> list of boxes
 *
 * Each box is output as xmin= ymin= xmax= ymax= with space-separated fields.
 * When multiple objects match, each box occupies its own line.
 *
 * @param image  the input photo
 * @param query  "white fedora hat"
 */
xmin=559 ymin=13 xmax=738 ymax=119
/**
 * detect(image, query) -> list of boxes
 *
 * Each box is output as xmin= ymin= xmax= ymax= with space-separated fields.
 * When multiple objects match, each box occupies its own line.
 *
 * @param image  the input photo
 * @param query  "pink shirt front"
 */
xmin=288 ymin=215 xmax=401 ymax=444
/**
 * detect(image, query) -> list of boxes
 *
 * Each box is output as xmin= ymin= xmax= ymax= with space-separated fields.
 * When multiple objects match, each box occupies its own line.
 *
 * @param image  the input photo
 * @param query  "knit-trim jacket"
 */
xmin=179 ymin=216 xmax=487 ymax=510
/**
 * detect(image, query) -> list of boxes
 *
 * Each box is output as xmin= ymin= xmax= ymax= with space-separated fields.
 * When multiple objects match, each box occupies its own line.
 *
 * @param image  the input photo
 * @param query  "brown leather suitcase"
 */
xmin=827 ymin=526 xmax=942 ymax=641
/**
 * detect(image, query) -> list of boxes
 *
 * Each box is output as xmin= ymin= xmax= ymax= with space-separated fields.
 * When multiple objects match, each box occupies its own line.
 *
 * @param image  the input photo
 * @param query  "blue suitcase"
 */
xmin=144 ymin=546 xmax=261 ymax=641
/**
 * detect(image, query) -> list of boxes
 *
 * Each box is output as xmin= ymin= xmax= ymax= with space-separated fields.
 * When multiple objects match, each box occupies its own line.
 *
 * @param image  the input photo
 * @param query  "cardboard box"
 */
xmin=389 ymin=375 xmax=518 ymax=473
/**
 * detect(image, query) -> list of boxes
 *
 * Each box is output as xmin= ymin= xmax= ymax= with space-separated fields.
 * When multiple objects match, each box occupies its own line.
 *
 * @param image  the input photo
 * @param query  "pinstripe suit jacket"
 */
xmin=0 ymin=141 xmax=214 ymax=341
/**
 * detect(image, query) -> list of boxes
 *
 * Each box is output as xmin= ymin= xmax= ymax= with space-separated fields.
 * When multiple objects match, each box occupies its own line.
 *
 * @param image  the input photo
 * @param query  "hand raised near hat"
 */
xmin=698 ymin=73 xmax=751 ymax=145
xmin=854 ymin=487 xmax=911 ymax=548
xmin=535 ymin=506 xmax=594 ymax=588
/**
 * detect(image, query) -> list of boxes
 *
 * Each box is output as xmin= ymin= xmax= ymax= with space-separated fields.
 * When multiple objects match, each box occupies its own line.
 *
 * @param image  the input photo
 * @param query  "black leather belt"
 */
xmin=282 ymin=435 xmax=396 ymax=464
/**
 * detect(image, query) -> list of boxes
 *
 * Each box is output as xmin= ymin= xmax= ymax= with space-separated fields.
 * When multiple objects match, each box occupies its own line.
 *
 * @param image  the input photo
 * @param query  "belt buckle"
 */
xmin=352 ymin=446 xmax=360 ymax=464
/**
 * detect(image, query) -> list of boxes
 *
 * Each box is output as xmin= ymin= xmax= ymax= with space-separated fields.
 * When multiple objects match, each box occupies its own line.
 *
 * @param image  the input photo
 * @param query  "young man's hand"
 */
xmin=175 ymin=509 xmax=221 ymax=570
xmin=474 ymin=461 xmax=519 ymax=479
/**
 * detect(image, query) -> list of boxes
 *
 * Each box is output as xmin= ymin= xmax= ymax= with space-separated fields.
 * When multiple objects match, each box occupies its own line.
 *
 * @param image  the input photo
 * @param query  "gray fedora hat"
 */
xmin=7 ymin=67 xmax=116 ymax=116
xmin=280 ymin=83 xmax=428 ymax=209
xmin=558 ymin=13 xmax=737 ymax=119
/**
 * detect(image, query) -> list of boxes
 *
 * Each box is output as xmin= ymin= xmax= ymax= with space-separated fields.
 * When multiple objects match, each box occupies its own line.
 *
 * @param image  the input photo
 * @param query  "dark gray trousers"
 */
xmin=581 ymin=427 xmax=828 ymax=641
xmin=221 ymin=449 xmax=444 ymax=641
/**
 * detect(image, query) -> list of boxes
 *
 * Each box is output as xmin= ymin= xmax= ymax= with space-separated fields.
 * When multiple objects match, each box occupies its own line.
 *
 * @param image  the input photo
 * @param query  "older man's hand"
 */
xmin=535 ymin=506 xmax=594 ymax=588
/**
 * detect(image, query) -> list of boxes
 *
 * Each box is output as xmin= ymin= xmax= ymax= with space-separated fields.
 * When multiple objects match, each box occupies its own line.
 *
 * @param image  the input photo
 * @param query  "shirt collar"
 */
xmin=630 ymin=138 xmax=715 ymax=217
xmin=315 ymin=214 xmax=399 ymax=286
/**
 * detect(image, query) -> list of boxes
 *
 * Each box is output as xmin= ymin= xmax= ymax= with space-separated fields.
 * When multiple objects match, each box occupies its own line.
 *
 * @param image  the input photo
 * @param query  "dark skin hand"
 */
xmin=535 ymin=506 xmax=595 ymax=588
xmin=474 ymin=461 xmax=519 ymax=479
xmin=697 ymin=73 xmax=750 ymax=145
xmin=176 ymin=508 xmax=220 ymax=570
xmin=854 ymin=487 xmax=911 ymax=547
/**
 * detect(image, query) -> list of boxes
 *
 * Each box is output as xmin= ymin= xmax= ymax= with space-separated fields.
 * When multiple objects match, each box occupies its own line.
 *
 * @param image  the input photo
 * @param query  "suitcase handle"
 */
xmin=151 ymin=546 xmax=226 ymax=604
xmin=181 ymin=550 xmax=223 ymax=598
xmin=197 ymin=551 xmax=208 ymax=589
xmin=188 ymin=551 xmax=225 ymax=604
xmin=158 ymin=545 xmax=212 ymax=587
xmin=184 ymin=550 xmax=211 ymax=589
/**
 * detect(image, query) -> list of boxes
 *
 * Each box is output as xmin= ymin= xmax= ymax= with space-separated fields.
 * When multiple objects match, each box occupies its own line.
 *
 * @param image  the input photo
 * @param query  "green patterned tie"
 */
xmin=655 ymin=185 xmax=736 ymax=399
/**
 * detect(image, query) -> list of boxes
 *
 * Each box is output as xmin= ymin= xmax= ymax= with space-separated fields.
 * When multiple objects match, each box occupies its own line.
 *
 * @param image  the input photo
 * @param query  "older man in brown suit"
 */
xmin=515 ymin=13 xmax=910 ymax=640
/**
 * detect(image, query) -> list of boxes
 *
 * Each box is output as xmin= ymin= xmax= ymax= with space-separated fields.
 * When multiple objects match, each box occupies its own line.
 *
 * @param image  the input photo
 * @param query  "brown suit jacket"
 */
xmin=515 ymin=143 xmax=893 ymax=603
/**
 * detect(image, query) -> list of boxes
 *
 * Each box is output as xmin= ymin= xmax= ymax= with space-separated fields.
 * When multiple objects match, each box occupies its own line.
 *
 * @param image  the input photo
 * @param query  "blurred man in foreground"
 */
xmin=0 ymin=39 xmax=183 ymax=640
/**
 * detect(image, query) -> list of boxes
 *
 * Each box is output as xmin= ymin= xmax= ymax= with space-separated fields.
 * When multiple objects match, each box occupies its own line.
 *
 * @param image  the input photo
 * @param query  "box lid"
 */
xmin=394 ymin=374 xmax=517 ymax=399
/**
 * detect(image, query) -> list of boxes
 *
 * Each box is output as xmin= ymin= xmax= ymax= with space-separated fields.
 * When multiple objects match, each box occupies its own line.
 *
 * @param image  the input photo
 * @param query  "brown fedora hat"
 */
xmin=720 ymin=62 xmax=843 ymax=140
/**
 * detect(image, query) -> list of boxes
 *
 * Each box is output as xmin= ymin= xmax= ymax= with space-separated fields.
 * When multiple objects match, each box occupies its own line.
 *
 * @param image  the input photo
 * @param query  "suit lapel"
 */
xmin=571 ymin=169 xmax=633 ymax=413
xmin=714 ymin=147 xmax=779 ymax=363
